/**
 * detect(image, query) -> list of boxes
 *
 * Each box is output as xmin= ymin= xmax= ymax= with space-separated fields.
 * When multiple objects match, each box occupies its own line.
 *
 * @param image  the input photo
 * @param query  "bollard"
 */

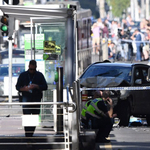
xmin=56 ymin=67 xmax=64 ymax=134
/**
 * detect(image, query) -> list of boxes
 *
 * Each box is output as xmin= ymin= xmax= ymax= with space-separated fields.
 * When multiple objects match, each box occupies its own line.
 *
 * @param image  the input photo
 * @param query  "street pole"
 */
xmin=99 ymin=0 xmax=105 ymax=18
xmin=134 ymin=0 xmax=139 ymax=21
xmin=8 ymin=0 xmax=13 ymax=104
xmin=56 ymin=67 xmax=63 ymax=134
xmin=146 ymin=0 xmax=149 ymax=19
xmin=130 ymin=0 xmax=134 ymax=20
xmin=8 ymin=37 xmax=13 ymax=103
xmin=141 ymin=0 xmax=145 ymax=19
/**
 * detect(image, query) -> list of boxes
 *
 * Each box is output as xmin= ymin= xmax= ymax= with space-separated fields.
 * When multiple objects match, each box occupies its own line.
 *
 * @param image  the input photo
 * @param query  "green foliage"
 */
xmin=107 ymin=0 xmax=130 ymax=17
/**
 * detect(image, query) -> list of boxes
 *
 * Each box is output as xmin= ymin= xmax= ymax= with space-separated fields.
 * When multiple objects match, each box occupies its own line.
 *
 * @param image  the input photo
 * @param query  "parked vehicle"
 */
xmin=0 ymin=49 xmax=25 ymax=64
xmin=79 ymin=62 xmax=150 ymax=126
xmin=0 ymin=63 xmax=25 ymax=96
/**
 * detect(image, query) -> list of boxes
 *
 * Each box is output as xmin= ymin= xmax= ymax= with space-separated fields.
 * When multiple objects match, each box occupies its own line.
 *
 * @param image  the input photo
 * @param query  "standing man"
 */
xmin=86 ymin=90 xmax=113 ymax=143
xmin=131 ymin=29 xmax=142 ymax=61
xmin=16 ymin=60 xmax=48 ymax=137
xmin=108 ymin=42 xmax=116 ymax=61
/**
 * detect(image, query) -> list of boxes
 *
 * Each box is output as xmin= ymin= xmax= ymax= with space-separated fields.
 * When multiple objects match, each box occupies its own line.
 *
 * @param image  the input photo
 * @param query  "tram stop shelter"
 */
xmin=0 ymin=4 xmax=76 ymax=102
xmin=0 ymin=4 xmax=80 ymax=150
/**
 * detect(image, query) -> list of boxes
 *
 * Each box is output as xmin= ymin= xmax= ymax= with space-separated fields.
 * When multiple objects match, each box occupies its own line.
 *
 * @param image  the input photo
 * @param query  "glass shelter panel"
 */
xmin=27 ymin=21 xmax=66 ymax=127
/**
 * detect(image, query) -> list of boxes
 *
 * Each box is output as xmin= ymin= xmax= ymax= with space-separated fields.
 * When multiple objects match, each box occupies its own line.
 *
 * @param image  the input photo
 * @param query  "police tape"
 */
xmin=120 ymin=39 xmax=150 ymax=44
xmin=81 ymin=86 xmax=150 ymax=91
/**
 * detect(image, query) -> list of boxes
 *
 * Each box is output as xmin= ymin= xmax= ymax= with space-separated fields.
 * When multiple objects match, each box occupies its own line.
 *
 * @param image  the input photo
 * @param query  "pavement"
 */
xmin=0 ymin=116 xmax=65 ymax=150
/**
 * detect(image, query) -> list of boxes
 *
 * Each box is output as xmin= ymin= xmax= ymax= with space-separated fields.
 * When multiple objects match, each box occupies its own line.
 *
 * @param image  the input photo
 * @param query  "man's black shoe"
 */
xmin=96 ymin=137 xmax=110 ymax=143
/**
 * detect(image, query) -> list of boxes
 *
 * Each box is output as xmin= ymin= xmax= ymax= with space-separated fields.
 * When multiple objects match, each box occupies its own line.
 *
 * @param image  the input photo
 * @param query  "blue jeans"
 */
xmin=121 ymin=44 xmax=128 ymax=60
xmin=136 ymin=45 xmax=141 ymax=61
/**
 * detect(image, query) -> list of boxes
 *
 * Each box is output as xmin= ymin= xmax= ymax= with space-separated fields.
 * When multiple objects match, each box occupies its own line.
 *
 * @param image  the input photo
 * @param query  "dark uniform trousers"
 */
xmin=86 ymin=113 xmax=113 ymax=140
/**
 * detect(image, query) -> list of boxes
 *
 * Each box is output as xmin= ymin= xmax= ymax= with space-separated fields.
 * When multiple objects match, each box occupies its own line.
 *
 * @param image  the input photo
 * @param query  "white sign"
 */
xmin=4 ymin=77 xmax=18 ymax=96
xmin=22 ymin=115 xmax=39 ymax=126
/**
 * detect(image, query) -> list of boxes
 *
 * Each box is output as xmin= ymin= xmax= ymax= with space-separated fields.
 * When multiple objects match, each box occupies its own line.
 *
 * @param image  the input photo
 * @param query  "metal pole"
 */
xmin=33 ymin=23 xmax=35 ymax=60
xmin=65 ymin=10 xmax=74 ymax=86
xmin=99 ymin=0 xmax=105 ymax=18
xmin=130 ymin=0 xmax=134 ymax=20
xmin=72 ymin=81 xmax=79 ymax=150
xmin=8 ymin=37 xmax=13 ymax=103
xmin=56 ymin=67 xmax=63 ymax=134
xmin=74 ymin=11 xmax=78 ymax=80
xmin=141 ymin=0 xmax=145 ymax=18
xmin=8 ymin=0 xmax=13 ymax=103
xmin=30 ymin=18 xmax=33 ymax=59
xmin=146 ymin=0 xmax=149 ymax=19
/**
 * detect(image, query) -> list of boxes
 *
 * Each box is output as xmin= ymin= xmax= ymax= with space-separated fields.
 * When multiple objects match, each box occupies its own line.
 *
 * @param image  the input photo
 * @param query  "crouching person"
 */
xmin=81 ymin=91 xmax=102 ymax=129
xmin=81 ymin=99 xmax=92 ymax=129
xmin=86 ymin=90 xmax=113 ymax=143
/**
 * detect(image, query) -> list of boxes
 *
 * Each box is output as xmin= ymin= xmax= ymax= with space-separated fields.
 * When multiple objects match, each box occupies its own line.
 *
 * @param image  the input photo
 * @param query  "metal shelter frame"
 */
xmin=0 ymin=4 xmax=76 ymax=103
xmin=0 ymin=4 xmax=78 ymax=150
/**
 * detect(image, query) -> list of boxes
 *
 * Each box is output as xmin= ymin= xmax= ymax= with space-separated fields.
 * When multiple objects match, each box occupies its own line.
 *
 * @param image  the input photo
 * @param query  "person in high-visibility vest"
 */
xmin=81 ymin=90 xmax=103 ymax=128
xmin=81 ymin=99 xmax=92 ymax=128
xmin=86 ymin=90 xmax=113 ymax=143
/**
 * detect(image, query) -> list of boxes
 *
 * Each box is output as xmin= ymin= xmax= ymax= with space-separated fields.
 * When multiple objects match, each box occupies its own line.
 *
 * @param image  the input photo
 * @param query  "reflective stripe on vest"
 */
xmin=91 ymin=102 xmax=106 ymax=117
xmin=86 ymin=111 xmax=101 ymax=119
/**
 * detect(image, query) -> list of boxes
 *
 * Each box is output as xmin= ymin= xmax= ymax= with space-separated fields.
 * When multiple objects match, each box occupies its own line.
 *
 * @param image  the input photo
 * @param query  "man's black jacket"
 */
xmin=16 ymin=70 xmax=48 ymax=100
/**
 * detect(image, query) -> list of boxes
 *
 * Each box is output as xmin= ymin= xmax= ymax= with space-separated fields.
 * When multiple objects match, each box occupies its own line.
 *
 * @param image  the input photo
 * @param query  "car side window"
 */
xmin=134 ymin=69 xmax=140 ymax=80
xmin=134 ymin=68 xmax=143 ymax=85
xmin=142 ymin=68 xmax=149 ymax=84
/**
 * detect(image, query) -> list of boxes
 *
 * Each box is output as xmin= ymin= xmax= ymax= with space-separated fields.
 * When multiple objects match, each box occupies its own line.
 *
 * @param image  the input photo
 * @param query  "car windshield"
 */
xmin=81 ymin=65 xmax=132 ymax=83
xmin=0 ymin=65 xmax=25 ymax=76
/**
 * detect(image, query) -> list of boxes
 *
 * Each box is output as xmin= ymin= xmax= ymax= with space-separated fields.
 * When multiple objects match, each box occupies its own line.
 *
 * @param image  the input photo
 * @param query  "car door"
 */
xmin=140 ymin=67 xmax=150 ymax=114
xmin=132 ymin=66 xmax=150 ymax=114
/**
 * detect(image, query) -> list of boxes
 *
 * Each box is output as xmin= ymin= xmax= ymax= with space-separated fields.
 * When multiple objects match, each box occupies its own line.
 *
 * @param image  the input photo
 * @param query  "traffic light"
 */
xmin=1 ymin=14 xmax=9 ymax=36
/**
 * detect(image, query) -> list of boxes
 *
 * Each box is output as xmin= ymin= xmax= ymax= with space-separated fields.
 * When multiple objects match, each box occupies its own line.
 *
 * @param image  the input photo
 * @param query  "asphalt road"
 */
xmin=96 ymin=125 xmax=150 ymax=150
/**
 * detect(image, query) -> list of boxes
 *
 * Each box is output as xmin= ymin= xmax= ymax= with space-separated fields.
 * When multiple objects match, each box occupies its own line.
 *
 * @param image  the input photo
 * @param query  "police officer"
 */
xmin=81 ymin=100 xmax=92 ymax=128
xmin=81 ymin=91 xmax=102 ymax=128
xmin=86 ymin=90 xmax=113 ymax=143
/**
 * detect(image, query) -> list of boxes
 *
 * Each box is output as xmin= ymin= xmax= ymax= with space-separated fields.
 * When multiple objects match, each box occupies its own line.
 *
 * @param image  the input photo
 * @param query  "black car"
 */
xmin=79 ymin=62 xmax=150 ymax=126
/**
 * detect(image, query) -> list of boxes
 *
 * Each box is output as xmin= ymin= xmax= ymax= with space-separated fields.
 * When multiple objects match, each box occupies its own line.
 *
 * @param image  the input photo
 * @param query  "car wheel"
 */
xmin=118 ymin=101 xmax=131 ymax=126
xmin=146 ymin=115 xmax=150 ymax=126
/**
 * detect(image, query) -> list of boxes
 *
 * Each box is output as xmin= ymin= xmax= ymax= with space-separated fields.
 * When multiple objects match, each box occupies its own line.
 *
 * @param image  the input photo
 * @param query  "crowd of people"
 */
xmin=91 ymin=14 xmax=150 ymax=62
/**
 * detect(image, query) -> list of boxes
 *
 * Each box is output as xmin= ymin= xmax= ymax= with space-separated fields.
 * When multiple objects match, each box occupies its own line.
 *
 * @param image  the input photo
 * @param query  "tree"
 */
xmin=107 ymin=0 xmax=130 ymax=17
